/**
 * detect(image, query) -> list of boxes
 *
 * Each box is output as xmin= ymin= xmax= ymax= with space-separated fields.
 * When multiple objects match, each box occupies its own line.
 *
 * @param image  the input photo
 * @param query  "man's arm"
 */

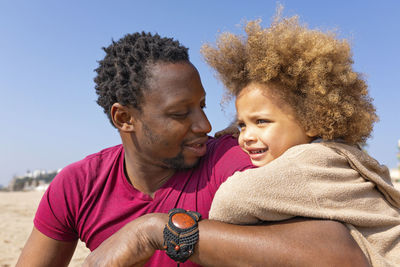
xmin=16 ymin=227 xmax=77 ymax=267
xmin=194 ymin=218 xmax=369 ymax=267
xmin=83 ymin=214 xmax=369 ymax=267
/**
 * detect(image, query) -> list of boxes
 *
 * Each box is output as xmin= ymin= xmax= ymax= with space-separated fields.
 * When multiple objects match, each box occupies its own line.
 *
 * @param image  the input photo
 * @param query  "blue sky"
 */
xmin=1 ymin=0 xmax=399 ymax=186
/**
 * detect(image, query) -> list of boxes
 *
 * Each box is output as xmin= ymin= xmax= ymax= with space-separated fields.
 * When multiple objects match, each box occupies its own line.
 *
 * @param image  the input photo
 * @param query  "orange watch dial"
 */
xmin=171 ymin=213 xmax=195 ymax=229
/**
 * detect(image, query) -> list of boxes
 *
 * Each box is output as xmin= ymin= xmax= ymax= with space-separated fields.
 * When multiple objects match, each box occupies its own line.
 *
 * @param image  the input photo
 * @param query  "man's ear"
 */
xmin=110 ymin=103 xmax=136 ymax=132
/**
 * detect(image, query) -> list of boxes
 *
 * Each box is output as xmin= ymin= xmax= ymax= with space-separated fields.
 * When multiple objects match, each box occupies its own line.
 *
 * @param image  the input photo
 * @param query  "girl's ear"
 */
xmin=306 ymin=128 xmax=319 ymax=138
xmin=110 ymin=103 xmax=136 ymax=132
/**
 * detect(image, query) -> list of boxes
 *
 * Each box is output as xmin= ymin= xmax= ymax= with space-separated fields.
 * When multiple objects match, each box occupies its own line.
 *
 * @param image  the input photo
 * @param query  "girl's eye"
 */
xmin=256 ymin=119 xmax=269 ymax=124
xmin=237 ymin=122 xmax=246 ymax=129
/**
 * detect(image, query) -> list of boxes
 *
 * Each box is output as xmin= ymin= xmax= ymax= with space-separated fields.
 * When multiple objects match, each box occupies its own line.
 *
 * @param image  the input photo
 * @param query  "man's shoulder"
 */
xmin=201 ymin=135 xmax=252 ymax=173
xmin=57 ymin=144 xmax=124 ymax=180
xmin=205 ymin=134 xmax=241 ymax=155
xmin=70 ymin=144 xmax=122 ymax=166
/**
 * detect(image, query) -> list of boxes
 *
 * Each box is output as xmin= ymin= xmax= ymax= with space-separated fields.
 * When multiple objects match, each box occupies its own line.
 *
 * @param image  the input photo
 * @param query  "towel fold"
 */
xmin=210 ymin=142 xmax=400 ymax=266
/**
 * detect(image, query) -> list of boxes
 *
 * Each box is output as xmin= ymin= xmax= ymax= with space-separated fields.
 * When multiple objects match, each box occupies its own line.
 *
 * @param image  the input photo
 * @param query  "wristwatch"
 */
xmin=163 ymin=208 xmax=201 ymax=264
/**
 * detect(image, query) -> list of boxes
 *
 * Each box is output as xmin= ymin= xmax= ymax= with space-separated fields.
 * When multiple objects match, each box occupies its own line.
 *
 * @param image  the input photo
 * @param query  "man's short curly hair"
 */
xmin=201 ymin=15 xmax=378 ymax=144
xmin=94 ymin=32 xmax=189 ymax=126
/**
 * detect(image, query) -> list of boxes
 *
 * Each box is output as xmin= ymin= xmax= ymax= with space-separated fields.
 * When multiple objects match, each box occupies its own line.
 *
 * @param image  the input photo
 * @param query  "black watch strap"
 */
xmin=163 ymin=208 xmax=201 ymax=264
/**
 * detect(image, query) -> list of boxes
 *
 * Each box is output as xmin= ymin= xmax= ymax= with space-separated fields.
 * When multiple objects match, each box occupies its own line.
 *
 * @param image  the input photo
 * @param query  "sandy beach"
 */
xmin=0 ymin=191 xmax=90 ymax=266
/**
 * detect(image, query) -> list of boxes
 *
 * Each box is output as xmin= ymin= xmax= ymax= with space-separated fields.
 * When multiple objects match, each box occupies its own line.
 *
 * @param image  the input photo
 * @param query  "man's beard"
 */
xmin=161 ymin=151 xmax=199 ymax=170
xmin=142 ymin=122 xmax=200 ymax=170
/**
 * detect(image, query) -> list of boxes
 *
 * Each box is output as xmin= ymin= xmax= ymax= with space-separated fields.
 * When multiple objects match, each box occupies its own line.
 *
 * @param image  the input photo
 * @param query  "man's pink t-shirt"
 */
xmin=34 ymin=135 xmax=252 ymax=266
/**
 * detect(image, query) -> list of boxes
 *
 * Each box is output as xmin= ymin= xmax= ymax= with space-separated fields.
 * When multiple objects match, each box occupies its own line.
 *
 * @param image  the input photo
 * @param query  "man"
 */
xmin=17 ymin=32 xmax=368 ymax=266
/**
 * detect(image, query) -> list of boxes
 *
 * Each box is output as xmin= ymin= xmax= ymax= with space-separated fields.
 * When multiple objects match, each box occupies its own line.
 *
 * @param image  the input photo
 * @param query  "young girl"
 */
xmin=202 ymin=13 xmax=400 ymax=266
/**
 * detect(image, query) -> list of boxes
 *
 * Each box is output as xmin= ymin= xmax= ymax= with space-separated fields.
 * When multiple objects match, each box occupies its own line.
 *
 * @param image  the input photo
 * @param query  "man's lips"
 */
xmin=185 ymin=137 xmax=209 ymax=146
xmin=184 ymin=137 xmax=208 ymax=156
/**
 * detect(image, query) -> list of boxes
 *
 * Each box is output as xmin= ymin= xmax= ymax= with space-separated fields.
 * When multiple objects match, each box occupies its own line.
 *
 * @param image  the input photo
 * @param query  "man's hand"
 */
xmin=83 ymin=213 xmax=167 ymax=267
xmin=214 ymin=125 xmax=240 ymax=139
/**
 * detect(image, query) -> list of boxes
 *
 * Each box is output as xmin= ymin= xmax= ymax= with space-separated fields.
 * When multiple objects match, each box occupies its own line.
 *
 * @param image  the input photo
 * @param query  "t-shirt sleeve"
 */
xmin=34 ymin=165 xmax=80 ymax=242
xmin=207 ymin=135 xmax=254 ymax=189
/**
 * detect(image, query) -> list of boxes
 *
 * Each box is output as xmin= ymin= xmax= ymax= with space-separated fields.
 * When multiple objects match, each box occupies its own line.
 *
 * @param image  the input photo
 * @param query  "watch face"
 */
xmin=171 ymin=213 xmax=196 ymax=229
xmin=164 ymin=209 xmax=201 ymax=263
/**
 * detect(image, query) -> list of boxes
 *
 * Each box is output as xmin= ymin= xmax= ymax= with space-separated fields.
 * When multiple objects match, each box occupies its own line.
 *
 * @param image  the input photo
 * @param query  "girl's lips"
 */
xmin=246 ymin=148 xmax=267 ymax=160
xmin=248 ymin=152 xmax=265 ymax=160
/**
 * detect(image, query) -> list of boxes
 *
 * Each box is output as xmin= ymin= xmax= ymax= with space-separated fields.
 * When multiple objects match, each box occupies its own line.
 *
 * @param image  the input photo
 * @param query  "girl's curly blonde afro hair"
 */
xmin=201 ymin=11 xmax=378 ymax=144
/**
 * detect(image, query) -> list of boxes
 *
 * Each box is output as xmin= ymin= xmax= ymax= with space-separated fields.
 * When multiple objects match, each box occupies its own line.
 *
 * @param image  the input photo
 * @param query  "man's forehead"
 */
xmin=144 ymin=61 xmax=205 ymax=108
xmin=147 ymin=61 xmax=195 ymax=81
xmin=144 ymin=86 xmax=206 ymax=108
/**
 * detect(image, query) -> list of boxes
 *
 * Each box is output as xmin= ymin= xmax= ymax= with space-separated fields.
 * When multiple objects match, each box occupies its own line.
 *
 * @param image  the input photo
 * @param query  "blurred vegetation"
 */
xmin=5 ymin=171 xmax=58 ymax=191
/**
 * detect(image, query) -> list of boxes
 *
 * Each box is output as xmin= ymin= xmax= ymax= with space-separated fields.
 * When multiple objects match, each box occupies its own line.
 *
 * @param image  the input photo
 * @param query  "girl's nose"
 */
xmin=241 ymin=127 xmax=257 ymax=143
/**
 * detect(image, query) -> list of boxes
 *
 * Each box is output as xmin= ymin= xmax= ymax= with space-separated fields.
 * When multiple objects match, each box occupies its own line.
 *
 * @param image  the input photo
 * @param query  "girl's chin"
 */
xmin=250 ymin=156 xmax=274 ymax=167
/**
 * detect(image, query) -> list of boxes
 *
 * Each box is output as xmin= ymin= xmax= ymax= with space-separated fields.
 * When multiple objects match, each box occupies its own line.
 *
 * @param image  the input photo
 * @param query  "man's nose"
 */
xmin=191 ymin=109 xmax=212 ymax=134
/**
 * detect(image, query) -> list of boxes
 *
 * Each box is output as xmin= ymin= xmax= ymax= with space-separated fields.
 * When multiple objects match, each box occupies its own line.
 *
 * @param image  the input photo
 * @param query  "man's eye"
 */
xmin=237 ymin=122 xmax=246 ymax=129
xmin=171 ymin=112 xmax=189 ymax=118
xmin=200 ymin=100 xmax=207 ymax=109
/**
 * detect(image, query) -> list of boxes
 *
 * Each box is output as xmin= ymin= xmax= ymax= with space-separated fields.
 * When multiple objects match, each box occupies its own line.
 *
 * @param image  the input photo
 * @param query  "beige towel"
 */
xmin=210 ymin=142 xmax=400 ymax=266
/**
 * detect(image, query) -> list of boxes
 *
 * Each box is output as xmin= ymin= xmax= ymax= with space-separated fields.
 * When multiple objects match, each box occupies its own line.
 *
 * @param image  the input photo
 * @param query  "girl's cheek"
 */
xmin=238 ymin=134 xmax=245 ymax=149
